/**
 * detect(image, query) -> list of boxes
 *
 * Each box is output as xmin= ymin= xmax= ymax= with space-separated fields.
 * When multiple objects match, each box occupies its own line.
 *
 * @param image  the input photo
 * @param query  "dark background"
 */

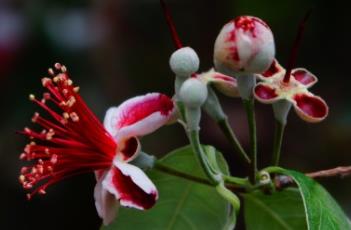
xmin=0 ymin=0 xmax=350 ymax=229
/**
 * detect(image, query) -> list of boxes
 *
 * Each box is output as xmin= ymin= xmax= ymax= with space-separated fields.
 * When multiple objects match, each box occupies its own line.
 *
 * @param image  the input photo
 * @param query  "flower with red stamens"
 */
xmin=18 ymin=63 xmax=175 ymax=225
xmin=254 ymin=59 xmax=328 ymax=122
xmin=214 ymin=16 xmax=275 ymax=75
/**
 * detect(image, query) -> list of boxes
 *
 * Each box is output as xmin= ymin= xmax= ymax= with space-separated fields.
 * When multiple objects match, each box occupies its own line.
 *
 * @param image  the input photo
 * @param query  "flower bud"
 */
xmin=169 ymin=47 xmax=200 ymax=77
xmin=214 ymin=16 xmax=275 ymax=75
xmin=179 ymin=78 xmax=208 ymax=108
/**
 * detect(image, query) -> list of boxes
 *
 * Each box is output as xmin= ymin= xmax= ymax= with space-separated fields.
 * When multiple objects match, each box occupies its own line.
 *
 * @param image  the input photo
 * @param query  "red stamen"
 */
xmin=19 ymin=63 xmax=117 ymax=198
xmin=160 ymin=0 xmax=183 ymax=49
xmin=283 ymin=9 xmax=312 ymax=83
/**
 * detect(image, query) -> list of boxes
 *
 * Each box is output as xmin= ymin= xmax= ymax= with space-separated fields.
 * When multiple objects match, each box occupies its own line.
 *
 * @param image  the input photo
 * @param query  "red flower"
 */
xmin=19 ymin=63 xmax=175 ymax=224
xmin=214 ymin=16 xmax=275 ymax=74
xmin=254 ymin=60 xmax=328 ymax=122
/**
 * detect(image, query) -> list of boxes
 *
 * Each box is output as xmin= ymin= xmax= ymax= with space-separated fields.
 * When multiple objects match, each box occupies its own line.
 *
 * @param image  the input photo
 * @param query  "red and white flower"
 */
xmin=214 ymin=16 xmax=275 ymax=74
xmin=254 ymin=59 xmax=328 ymax=122
xmin=19 ymin=63 xmax=175 ymax=225
xmin=198 ymin=68 xmax=240 ymax=97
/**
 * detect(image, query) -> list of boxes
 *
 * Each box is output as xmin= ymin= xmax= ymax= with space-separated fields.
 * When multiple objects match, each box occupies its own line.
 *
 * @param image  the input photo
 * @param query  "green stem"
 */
xmin=272 ymin=120 xmax=286 ymax=166
xmin=223 ymin=175 xmax=250 ymax=187
xmin=176 ymin=101 xmax=186 ymax=122
xmin=188 ymin=130 xmax=220 ymax=184
xmin=154 ymin=161 xmax=249 ymax=188
xmin=154 ymin=162 xmax=212 ymax=186
xmin=243 ymin=98 xmax=257 ymax=184
xmin=218 ymin=118 xmax=251 ymax=165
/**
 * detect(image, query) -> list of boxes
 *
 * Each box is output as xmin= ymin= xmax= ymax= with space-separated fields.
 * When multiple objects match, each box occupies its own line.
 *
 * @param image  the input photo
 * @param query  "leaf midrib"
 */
xmin=165 ymin=178 xmax=193 ymax=230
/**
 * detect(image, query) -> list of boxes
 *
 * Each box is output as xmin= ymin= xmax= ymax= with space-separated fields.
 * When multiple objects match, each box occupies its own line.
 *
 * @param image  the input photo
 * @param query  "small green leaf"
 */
xmin=244 ymin=188 xmax=307 ymax=230
xmin=101 ymin=145 xmax=230 ymax=230
xmin=269 ymin=167 xmax=351 ymax=230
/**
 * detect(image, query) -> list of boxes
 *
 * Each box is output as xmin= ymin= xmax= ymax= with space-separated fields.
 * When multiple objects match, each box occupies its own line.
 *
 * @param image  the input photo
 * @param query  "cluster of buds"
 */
xmin=169 ymin=15 xmax=276 ymax=129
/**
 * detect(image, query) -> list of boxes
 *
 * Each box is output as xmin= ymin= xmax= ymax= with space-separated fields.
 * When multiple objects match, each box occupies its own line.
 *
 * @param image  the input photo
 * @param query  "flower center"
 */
xmin=19 ymin=63 xmax=117 ymax=199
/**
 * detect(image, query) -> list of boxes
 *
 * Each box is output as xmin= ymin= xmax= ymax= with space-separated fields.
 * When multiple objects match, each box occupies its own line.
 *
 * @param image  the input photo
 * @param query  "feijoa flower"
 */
xmin=214 ymin=16 xmax=275 ymax=75
xmin=254 ymin=59 xmax=328 ymax=122
xmin=19 ymin=63 xmax=175 ymax=225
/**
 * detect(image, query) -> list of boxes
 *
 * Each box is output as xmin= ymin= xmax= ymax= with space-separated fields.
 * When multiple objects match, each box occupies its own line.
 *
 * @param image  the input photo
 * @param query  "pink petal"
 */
xmin=104 ymin=93 xmax=174 ymax=140
xmin=102 ymin=160 xmax=158 ymax=210
xmin=291 ymin=68 xmax=318 ymax=87
xmin=208 ymin=72 xmax=240 ymax=97
xmin=261 ymin=59 xmax=284 ymax=78
xmin=117 ymin=137 xmax=141 ymax=162
xmin=292 ymin=93 xmax=328 ymax=123
xmin=94 ymin=171 xmax=119 ymax=225
xmin=254 ymin=83 xmax=280 ymax=103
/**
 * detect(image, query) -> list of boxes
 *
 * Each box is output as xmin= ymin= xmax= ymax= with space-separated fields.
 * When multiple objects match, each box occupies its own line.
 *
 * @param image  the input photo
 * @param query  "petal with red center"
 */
xmin=102 ymin=160 xmax=158 ymax=210
xmin=254 ymin=83 xmax=280 ymax=104
xmin=259 ymin=59 xmax=285 ymax=79
xmin=94 ymin=171 xmax=119 ymax=225
xmin=104 ymin=93 xmax=174 ymax=140
xmin=207 ymin=71 xmax=240 ymax=97
xmin=117 ymin=137 xmax=141 ymax=162
xmin=291 ymin=68 xmax=318 ymax=88
xmin=292 ymin=93 xmax=328 ymax=123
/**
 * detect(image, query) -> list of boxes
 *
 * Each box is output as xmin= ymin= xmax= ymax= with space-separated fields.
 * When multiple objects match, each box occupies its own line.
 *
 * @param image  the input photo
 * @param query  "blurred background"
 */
xmin=0 ymin=0 xmax=350 ymax=229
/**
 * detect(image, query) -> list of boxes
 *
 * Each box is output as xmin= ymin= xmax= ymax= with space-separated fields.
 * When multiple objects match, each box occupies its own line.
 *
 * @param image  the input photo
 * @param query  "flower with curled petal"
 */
xmin=18 ymin=63 xmax=175 ymax=225
xmin=197 ymin=68 xmax=240 ymax=98
xmin=254 ymin=59 xmax=328 ymax=122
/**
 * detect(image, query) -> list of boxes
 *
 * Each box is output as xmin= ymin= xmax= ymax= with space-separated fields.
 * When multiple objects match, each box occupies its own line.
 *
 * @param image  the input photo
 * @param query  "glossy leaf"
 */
xmin=269 ymin=167 xmax=351 ymax=230
xmin=101 ymin=145 xmax=230 ymax=230
xmin=244 ymin=188 xmax=307 ymax=230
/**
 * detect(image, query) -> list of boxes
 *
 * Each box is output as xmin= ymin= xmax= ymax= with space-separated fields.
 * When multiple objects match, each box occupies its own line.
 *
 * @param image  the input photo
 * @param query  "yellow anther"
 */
xmin=54 ymin=63 xmax=62 ymax=70
xmin=61 ymin=65 xmax=67 ymax=72
xmin=70 ymin=112 xmax=79 ymax=122
xmin=31 ymin=113 xmax=39 ymax=123
xmin=41 ymin=77 xmax=51 ymax=87
xmin=67 ymin=96 xmax=76 ymax=107
xmin=73 ymin=86 xmax=80 ymax=93
xmin=48 ymin=68 xmax=54 ymax=75
xmin=63 ymin=112 xmax=70 ymax=119
xmin=19 ymin=175 xmax=25 ymax=183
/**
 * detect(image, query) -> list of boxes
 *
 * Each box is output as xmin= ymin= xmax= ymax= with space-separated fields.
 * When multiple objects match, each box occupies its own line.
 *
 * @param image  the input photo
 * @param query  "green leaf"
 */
xmin=101 ymin=145 xmax=230 ymax=230
xmin=244 ymin=188 xmax=307 ymax=230
xmin=269 ymin=167 xmax=351 ymax=230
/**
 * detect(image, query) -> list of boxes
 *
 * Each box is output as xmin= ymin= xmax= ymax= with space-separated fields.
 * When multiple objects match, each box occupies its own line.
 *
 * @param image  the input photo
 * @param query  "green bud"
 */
xmin=179 ymin=78 xmax=208 ymax=108
xmin=169 ymin=47 xmax=199 ymax=77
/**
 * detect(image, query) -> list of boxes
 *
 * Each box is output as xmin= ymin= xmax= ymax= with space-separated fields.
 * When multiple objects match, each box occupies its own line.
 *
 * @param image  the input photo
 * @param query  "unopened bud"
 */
xmin=214 ymin=16 xmax=275 ymax=75
xmin=169 ymin=47 xmax=200 ymax=77
xmin=179 ymin=78 xmax=208 ymax=108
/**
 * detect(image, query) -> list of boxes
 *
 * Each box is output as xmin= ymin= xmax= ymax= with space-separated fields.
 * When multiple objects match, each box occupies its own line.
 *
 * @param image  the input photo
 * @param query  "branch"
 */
xmin=274 ymin=166 xmax=351 ymax=189
xmin=306 ymin=166 xmax=351 ymax=178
